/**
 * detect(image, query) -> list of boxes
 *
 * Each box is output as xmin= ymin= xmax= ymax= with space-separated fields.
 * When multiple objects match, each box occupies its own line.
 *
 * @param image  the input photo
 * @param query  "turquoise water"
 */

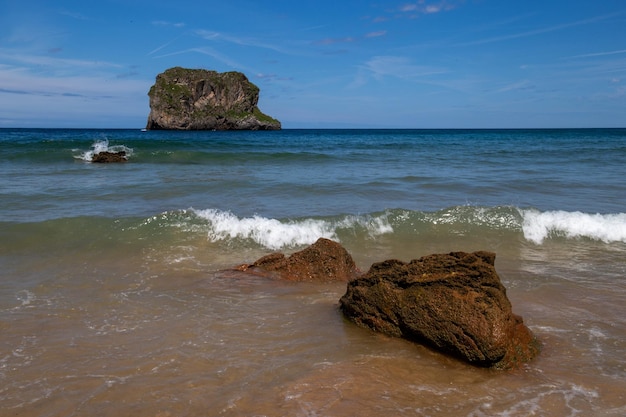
xmin=1 ymin=128 xmax=625 ymax=415
xmin=3 ymin=128 xmax=626 ymax=220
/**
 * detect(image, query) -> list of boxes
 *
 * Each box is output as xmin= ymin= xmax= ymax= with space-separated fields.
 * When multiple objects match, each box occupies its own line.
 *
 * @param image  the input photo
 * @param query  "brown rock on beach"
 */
xmin=234 ymin=240 xmax=539 ymax=369
xmin=236 ymin=238 xmax=360 ymax=282
xmin=339 ymin=251 xmax=540 ymax=369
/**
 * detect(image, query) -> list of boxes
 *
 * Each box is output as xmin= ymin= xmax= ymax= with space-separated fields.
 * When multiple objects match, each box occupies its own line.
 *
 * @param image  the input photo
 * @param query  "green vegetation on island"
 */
xmin=146 ymin=67 xmax=281 ymax=130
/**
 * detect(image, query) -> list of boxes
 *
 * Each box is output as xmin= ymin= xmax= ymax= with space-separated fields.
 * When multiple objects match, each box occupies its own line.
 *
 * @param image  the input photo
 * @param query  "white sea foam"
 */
xmin=74 ymin=139 xmax=133 ymax=162
xmin=192 ymin=209 xmax=393 ymax=250
xmin=468 ymin=382 xmax=599 ymax=417
xmin=521 ymin=209 xmax=626 ymax=244
xmin=190 ymin=207 xmax=626 ymax=248
xmin=336 ymin=213 xmax=394 ymax=237
xmin=16 ymin=290 xmax=35 ymax=307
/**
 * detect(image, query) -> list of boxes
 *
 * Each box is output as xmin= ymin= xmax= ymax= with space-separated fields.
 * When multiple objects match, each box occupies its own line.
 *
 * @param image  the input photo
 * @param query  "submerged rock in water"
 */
xmin=236 ymin=238 xmax=360 ymax=282
xmin=91 ymin=151 xmax=127 ymax=163
xmin=339 ymin=251 xmax=540 ymax=369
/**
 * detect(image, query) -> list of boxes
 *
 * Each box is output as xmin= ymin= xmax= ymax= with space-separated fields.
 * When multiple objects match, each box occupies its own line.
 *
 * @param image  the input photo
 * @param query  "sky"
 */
xmin=0 ymin=0 xmax=625 ymax=129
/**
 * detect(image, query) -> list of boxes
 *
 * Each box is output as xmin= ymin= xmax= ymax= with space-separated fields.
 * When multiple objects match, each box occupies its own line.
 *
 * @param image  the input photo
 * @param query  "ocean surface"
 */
xmin=1 ymin=128 xmax=625 ymax=416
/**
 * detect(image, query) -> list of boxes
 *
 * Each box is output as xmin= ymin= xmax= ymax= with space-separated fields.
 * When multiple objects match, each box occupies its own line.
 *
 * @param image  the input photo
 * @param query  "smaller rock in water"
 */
xmin=91 ymin=151 xmax=127 ymax=163
xmin=339 ymin=251 xmax=540 ymax=369
xmin=236 ymin=238 xmax=360 ymax=282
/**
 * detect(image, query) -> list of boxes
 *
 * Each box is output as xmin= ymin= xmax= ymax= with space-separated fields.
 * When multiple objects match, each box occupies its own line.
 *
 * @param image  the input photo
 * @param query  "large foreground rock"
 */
xmin=340 ymin=251 xmax=540 ymax=369
xmin=236 ymin=238 xmax=360 ymax=282
xmin=146 ymin=67 xmax=281 ymax=130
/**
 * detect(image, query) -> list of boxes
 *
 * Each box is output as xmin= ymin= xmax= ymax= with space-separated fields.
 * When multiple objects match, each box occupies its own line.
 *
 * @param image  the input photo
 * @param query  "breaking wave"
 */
xmin=520 ymin=209 xmax=626 ymax=244
xmin=73 ymin=139 xmax=133 ymax=162
xmin=192 ymin=208 xmax=393 ymax=250
xmin=179 ymin=207 xmax=626 ymax=250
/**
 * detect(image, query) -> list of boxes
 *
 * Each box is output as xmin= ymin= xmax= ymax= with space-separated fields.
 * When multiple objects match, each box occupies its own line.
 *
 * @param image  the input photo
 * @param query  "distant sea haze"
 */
xmin=1 ymin=128 xmax=625 ymax=415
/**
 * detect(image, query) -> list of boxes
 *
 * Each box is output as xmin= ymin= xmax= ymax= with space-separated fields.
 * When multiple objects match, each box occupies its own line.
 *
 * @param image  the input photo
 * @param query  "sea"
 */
xmin=1 ymin=128 xmax=625 ymax=416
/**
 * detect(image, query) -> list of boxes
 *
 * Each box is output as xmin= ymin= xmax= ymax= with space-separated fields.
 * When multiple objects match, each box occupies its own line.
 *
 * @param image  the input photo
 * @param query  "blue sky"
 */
xmin=1 ymin=0 xmax=625 ymax=128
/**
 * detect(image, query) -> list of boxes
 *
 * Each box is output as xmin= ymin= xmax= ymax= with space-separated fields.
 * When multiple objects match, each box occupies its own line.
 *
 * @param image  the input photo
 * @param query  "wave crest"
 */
xmin=192 ymin=209 xmax=393 ymax=250
xmin=74 ymin=139 xmax=133 ymax=162
xmin=155 ymin=207 xmax=626 ymax=250
xmin=521 ymin=210 xmax=626 ymax=244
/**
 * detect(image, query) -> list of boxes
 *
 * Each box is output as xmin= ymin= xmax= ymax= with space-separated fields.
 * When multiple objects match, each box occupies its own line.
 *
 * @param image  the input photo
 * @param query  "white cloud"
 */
xmin=60 ymin=10 xmax=89 ymax=20
xmin=0 ymin=49 xmax=151 ymax=127
xmin=400 ymin=4 xmax=418 ymax=12
xmin=152 ymin=20 xmax=186 ymax=28
xmin=314 ymin=37 xmax=355 ymax=45
xmin=365 ymin=30 xmax=387 ymax=38
xmin=194 ymin=29 xmax=286 ymax=54
xmin=348 ymin=55 xmax=449 ymax=89
xmin=568 ymin=49 xmax=626 ymax=59
xmin=0 ymin=64 xmax=148 ymax=98
xmin=0 ymin=80 xmax=149 ymax=127
xmin=458 ymin=12 xmax=623 ymax=47
xmin=363 ymin=55 xmax=447 ymax=80
xmin=150 ymin=46 xmax=246 ymax=71
xmin=493 ymin=80 xmax=534 ymax=94
xmin=0 ymin=48 xmax=122 ymax=74
xmin=398 ymin=1 xmax=460 ymax=16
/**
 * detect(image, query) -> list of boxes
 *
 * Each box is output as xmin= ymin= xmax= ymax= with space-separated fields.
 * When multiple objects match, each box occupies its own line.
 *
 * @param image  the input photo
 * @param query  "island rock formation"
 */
xmin=145 ymin=67 xmax=281 ymax=130
xmin=339 ymin=251 xmax=540 ymax=369
xmin=235 ymin=238 xmax=360 ymax=283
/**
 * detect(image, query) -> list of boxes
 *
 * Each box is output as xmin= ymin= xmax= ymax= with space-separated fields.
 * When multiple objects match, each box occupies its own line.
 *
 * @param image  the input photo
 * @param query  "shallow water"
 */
xmin=2 ymin=239 xmax=625 ymax=416
xmin=1 ymin=128 xmax=625 ymax=415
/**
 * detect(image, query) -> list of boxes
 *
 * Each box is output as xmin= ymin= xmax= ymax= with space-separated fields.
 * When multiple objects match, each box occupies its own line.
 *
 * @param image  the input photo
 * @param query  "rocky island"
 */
xmin=145 ymin=67 xmax=281 ymax=130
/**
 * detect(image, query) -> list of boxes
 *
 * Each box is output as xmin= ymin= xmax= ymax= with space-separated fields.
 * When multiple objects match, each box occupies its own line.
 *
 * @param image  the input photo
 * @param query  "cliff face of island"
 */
xmin=146 ymin=67 xmax=281 ymax=130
